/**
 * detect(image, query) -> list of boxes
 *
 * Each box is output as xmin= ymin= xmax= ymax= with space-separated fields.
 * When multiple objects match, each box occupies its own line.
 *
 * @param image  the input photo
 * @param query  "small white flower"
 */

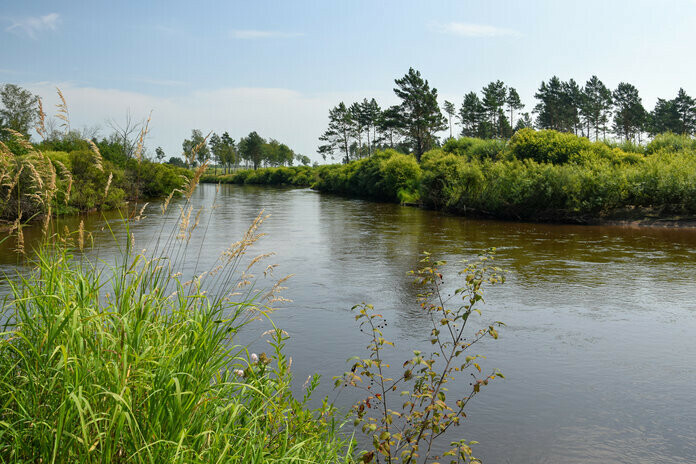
xmin=234 ymin=369 xmax=245 ymax=378
xmin=250 ymin=353 xmax=259 ymax=364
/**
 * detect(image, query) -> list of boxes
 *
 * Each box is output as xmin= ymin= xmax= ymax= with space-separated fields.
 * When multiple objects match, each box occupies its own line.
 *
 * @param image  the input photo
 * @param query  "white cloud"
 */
xmin=429 ymin=21 xmax=518 ymax=38
xmin=229 ymin=29 xmax=304 ymax=39
xmin=129 ymin=77 xmax=188 ymax=87
xmin=23 ymin=82 xmax=382 ymax=163
xmin=5 ymin=13 xmax=60 ymax=39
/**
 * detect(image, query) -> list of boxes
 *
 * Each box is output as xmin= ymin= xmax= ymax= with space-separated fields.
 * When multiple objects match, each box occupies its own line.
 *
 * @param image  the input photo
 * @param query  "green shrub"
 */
xmin=602 ymin=138 xmax=646 ymax=155
xmin=442 ymin=137 xmax=507 ymax=160
xmin=68 ymin=150 xmax=125 ymax=210
xmin=646 ymin=132 xmax=696 ymax=154
xmin=509 ymin=128 xmax=594 ymax=164
xmin=380 ymin=152 xmax=421 ymax=202
xmin=124 ymin=159 xmax=189 ymax=198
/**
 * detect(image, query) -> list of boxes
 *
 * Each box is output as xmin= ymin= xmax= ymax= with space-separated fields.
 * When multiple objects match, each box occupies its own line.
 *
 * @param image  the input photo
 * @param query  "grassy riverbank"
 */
xmin=1 ymin=135 xmax=189 ymax=225
xmin=0 ymin=226 xmax=353 ymax=462
xmin=203 ymin=130 xmax=696 ymax=224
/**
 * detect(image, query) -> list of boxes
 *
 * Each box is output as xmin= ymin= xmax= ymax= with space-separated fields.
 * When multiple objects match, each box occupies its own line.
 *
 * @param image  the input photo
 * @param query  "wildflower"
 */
xmin=234 ymin=369 xmax=245 ymax=378
xmin=250 ymin=353 xmax=259 ymax=364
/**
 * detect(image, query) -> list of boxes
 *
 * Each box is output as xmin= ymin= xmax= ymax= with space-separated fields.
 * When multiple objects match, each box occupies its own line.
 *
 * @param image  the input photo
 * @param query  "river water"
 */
xmin=2 ymin=183 xmax=696 ymax=463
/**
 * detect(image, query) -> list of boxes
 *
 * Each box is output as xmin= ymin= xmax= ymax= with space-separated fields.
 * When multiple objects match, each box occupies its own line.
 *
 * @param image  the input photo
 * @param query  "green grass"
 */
xmin=0 ymin=225 xmax=353 ymax=462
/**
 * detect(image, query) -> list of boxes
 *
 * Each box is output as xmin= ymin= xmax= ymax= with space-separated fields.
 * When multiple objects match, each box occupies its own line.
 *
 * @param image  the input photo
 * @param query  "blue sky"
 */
xmin=2 ymin=0 xmax=695 ymax=161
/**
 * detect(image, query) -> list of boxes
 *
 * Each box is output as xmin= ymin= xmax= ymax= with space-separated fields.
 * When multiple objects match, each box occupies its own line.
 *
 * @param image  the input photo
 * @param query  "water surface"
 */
xmin=2 ymin=183 xmax=696 ymax=463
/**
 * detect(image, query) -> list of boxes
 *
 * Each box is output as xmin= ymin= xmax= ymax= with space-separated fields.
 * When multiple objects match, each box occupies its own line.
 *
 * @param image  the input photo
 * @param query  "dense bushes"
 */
xmin=419 ymin=142 xmax=696 ymax=220
xmin=1 ymin=138 xmax=190 ymax=222
xmin=202 ymin=165 xmax=315 ymax=187
xmin=509 ymin=128 xmax=598 ymax=164
xmin=645 ymin=132 xmax=696 ymax=154
xmin=312 ymin=150 xmax=421 ymax=202
xmin=201 ymin=129 xmax=696 ymax=223
xmin=204 ymin=150 xmax=422 ymax=203
xmin=442 ymin=137 xmax=507 ymax=160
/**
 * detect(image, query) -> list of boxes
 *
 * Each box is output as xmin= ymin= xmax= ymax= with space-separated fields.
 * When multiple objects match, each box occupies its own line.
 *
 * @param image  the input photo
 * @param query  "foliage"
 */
xmin=0 ymin=105 xmax=189 ymax=224
xmin=441 ymin=137 xmax=507 ymax=161
xmin=645 ymin=132 xmax=696 ymax=154
xmin=0 ymin=212 xmax=353 ymax=462
xmin=182 ymin=129 xmax=211 ymax=166
xmin=66 ymin=149 xmax=125 ymax=211
xmin=0 ymin=84 xmax=38 ymax=137
xmin=393 ymin=68 xmax=447 ymax=161
xmin=419 ymin=139 xmax=696 ymax=220
xmin=508 ymin=128 xmax=594 ymax=164
xmin=312 ymin=150 xmax=421 ymax=203
xmin=336 ymin=251 xmax=504 ymax=464
xmin=202 ymin=165 xmax=316 ymax=188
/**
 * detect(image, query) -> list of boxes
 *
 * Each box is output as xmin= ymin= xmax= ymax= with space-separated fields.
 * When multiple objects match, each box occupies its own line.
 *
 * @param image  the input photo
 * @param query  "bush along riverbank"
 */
xmin=1 ymin=133 xmax=190 ymax=226
xmin=0 ymin=171 xmax=504 ymax=462
xmin=202 ymin=130 xmax=696 ymax=224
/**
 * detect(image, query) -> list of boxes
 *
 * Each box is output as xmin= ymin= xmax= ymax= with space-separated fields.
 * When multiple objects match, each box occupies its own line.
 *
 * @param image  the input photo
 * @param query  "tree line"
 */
xmin=0 ymin=83 xmax=310 ymax=172
xmin=318 ymin=69 xmax=696 ymax=163
xmin=178 ymin=129 xmax=310 ymax=173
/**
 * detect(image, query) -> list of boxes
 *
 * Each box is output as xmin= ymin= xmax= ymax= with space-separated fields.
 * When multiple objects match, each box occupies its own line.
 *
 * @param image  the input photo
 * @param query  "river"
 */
xmin=2 ymin=183 xmax=696 ymax=463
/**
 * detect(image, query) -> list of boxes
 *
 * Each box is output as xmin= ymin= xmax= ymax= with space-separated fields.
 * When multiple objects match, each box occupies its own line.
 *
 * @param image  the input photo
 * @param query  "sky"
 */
xmin=2 ymin=0 xmax=696 ymax=162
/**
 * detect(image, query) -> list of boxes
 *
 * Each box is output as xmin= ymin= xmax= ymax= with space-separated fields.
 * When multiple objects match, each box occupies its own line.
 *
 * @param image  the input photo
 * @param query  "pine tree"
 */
xmin=393 ymin=68 xmax=447 ymax=161
xmin=674 ymin=88 xmax=696 ymax=135
xmin=582 ymin=76 xmax=613 ymax=140
xmin=442 ymin=100 xmax=456 ymax=139
xmin=612 ymin=82 xmax=646 ymax=142
xmin=482 ymin=80 xmax=507 ymax=137
xmin=318 ymin=102 xmax=354 ymax=164
xmin=457 ymin=92 xmax=486 ymax=138
xmin=505 ymin=87 xmax=524 ymax=130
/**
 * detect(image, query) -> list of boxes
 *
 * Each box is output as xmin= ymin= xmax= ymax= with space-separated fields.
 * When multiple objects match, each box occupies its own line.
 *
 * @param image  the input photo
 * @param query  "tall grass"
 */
xmin=0 ymin=97 xmax=354 ymax=462
xmin=0 ymin=213 xmax=353 ymax=463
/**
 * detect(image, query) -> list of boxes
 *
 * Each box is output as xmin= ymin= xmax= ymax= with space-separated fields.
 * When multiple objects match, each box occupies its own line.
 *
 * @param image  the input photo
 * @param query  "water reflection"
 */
xmin=2 ymin=183 xmax=696 ymax=463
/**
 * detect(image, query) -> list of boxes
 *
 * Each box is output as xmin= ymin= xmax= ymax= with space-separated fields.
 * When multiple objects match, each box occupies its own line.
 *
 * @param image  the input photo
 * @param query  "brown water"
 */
xmin=2 ymin=183 xmax=696 ymax=463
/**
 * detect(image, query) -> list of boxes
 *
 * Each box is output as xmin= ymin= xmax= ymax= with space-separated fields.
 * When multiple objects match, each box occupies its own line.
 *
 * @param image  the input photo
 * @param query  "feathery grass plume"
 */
xmin=187 ymin=131 xmax=212 ymax=166
xmin=103 ymin=171 xmax=113 ymax=199
xmin=4 ymin=165 xmax=24 ymax=202
xmin=220 ymin=210 xmax=269 ymax=263
xmin=0 ymin=141 xmax=13 ymax=158
xmin=186 ymin=207 xmax=203 ymax=241
xmin=135 ymin=202 xmax=149 ymax=222
xmin=55 ymin=87 xmax=70 ymax=134
xmin=53 ymin=159 xmax=73 ymax=204
xmin=46 ymin=157 xmax=57 ymax=196
xmin=262 ymin=273 xmax=294 ymax=304
xmin=184 ymin=161 xmax=208 ymax=199
xmin=64 ymin=176 xmax=73 ymax=204
xmin=246 ymin=252 xmax=276 ymax=272
xmin=24 ymin=159 xmax=44 ymax=190
xmin=12 ymin=218 xmax=24 ymax=254
xmin=42 ymin=204 xmax=52 ymax=236
xmin=36 ymin=96 xmax=47 ymax=140
xmin=177 ymin=205 xmax=193 ymax=241
xmin=86 ymin=139 xmax=104 ymax=171
xmin=133 ymin=110 xmax=152 ymax=162
xmin=4 ymin=128 xmax=36 ymax=153
xmin=77 ymin=220 xmax=84 ymax=251
xmin=160 ymin=189 xmax=178 ymax=214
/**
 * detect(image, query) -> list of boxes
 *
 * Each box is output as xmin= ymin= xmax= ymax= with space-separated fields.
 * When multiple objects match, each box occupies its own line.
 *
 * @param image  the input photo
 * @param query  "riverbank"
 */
xmin=202 ymin=130 xmax=696 ymax=226
xmin=1 ymin=136 xmax=190 ymax=225
xmin=0 ymin=232 xmax=353 ymax=462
